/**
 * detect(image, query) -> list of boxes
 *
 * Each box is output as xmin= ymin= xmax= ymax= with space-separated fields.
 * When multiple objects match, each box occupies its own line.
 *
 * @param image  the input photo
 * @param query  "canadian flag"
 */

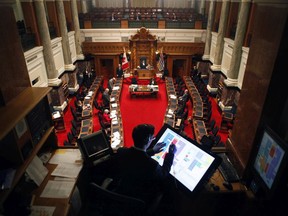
xmin=122 ymin=48 xmax=129 ymax=71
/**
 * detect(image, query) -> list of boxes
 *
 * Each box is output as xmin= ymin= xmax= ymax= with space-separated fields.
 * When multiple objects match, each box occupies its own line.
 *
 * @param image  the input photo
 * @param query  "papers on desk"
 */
xmin=26 ymin=156 xmax=48 ymax=186
xmin=148 ymin=85 xmax=159 ymax=91
xmin=51 ymin=163 xmax=82 ymax=179
xmin=111 ymin=131 xmax=121 ymax=149
xmin=168 ymin=109 xmax=174 ymax=115
xmin=30 ymin=206 xmax=56 ymax=216
xmin=87 ymin=91 xmax=93 ymax=96
xmin=52 ymin=111 xmax=61 ymax=119
xmin=169 ymin=94 xmax=177 ymax=99
xmin=39 ymin=149 xmax=82 ymax=199
xmin=84 ymin=96 xmax=91 ymax=100
xmin=112 ymin=119 xmax=118 ymax=125
xmin=83 ymin=104 xmax=91 ymax=110
xmin=110 ymin=97 xmax=115 ymax=102
xmin=110 ymin=113 xmax=117 ymax=119
xmin=40 ymin=180 xmax=75 ymax=198
xmin=112 ymin=86 xmax=120 ymax=90
xmin=166 ymin=114 xmax=173 ymax=118
xmin=111 ymin=103 xmax=117 ymax=108
xmin=48 ymin=149 xmax=82 ymax=165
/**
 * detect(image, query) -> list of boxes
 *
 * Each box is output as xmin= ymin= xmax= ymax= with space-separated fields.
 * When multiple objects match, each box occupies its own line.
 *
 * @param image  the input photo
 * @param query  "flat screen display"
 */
xmin=77 ymin=130 xmax=112 ymax=165
xmin=151 ymin=124 xmax=221 ymax=193
xmin=253 ymin=129 xmax=286 ymax=189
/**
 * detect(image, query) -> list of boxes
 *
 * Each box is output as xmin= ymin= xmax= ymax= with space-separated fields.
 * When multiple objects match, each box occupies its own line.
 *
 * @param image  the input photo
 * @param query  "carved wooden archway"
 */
xmin=129 ymin=27 xmax=157 ymax=70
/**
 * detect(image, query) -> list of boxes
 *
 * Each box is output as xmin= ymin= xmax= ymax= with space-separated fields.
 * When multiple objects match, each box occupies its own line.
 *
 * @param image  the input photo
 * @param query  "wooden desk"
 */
xmin=193 ymin=119 xmax=207 ymax=143
xmin=52 ymin=111 xmax=65 ymax=132
xmin=220 ymin=112 xmax=234 ymax=132
xmin=137 ymin=69 xmax=154 ymax=79
xmin=31 ymin=150 xmax=82 ymax=216
xmin=129 ymin=84 xmax=159 ymax=97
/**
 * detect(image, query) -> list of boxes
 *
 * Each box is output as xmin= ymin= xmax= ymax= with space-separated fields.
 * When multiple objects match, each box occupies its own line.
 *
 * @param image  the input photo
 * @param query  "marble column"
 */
xmin=34 ymin=0 xmax=61 ymax=86
xmin=203 ymin=0 xmax=216 ymax=60
xmin=191 ymin=0 xmax=196 ymax=9
xmin=56 ymin=0 xmax=75 ymax=71
xmin=225 ymin=0 xmax=251 ymax=87
xmin=211 ymin=0 xmax=230 ymax=71
xmin=199 ymin=0 xmax=206 ymax=15
xmin=81 ymin=0 xmax=88 ymax=13
xmin=91 ymin=0 xmax=97 ymax=8
xmin=71 ymin=0 xmax=84 ymax=60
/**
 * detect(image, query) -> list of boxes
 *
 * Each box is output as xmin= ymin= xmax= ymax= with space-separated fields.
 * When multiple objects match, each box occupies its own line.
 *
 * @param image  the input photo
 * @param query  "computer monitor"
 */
xmin=250 ymin=126 xmax=288 ymax=199
xmin=77 ymin=130 xmax=112 ymax=166
xmin=151 ymin=124 xmax=222 ymax=195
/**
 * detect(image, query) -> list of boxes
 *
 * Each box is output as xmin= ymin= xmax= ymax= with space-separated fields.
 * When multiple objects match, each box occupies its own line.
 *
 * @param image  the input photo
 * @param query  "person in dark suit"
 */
xmin=178 ymin=89 xmax=189 ymax=104
xmin=140 ymin=59 xmax=146 ymax=69
xmin=102 ymin=88 xmax=110 ymax=107
xmin=131 ymin=75 xmax=138 ymax=84
xmin=108 ymin=77 xmax=115 ymax=93
xmin=109 ymin=124 xmax=176 ymax=208
xmin=116 ymin=64 xmax=123 ymax=78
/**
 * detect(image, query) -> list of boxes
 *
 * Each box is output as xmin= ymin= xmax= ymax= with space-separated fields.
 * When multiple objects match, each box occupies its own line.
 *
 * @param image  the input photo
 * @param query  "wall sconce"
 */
xmin=155 ymin=50 xmax=159 ymax=54
xmin=127 ymin=50 xmax=131 ymax=55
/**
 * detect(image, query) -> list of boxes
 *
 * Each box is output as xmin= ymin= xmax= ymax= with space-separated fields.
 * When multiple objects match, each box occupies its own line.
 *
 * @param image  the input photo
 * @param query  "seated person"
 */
xmin=75 ymin=99 xmax=83 ymax=112
xmin=140 ymin=59 xmax=146 ymax=69
xmin=108 ymin=77 xmax=116 ymax=93
xmin=149 ymin=77 xmax=157 ymax=85
xmin=102 ymin=88 xmax=110 ymax=107
xmin=98 ymin=124 xmax=176 ymax=210
xmin=178 ymin=89 xmax=189 ymax=104
xmin=174 ymin=103 xmax=186 ymax=118
xmin=102 ymin=109 xmax=112 ymax=125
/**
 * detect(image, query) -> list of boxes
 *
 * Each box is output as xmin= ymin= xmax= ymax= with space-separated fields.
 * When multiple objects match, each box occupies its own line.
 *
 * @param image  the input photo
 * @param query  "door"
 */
xmin=172 ymin=59 xmax=186 ymax=78
xmin=99 ymin=59 xmax=114 ymax=79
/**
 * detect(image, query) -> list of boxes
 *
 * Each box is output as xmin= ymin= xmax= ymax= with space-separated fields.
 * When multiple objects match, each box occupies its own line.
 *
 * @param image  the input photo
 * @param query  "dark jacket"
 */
xmin=110 ymin=147 xmax=174 ymax=204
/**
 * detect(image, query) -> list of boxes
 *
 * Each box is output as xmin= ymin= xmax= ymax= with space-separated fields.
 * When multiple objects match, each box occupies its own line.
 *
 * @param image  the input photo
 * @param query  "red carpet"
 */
xmin=56 ymin=78 xmax=228 ymax=147
xmin=120 ymin=81 xmax=168 ymax=147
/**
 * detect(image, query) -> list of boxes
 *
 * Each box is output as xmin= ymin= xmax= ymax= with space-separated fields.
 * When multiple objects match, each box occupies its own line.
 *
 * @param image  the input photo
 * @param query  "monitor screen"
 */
xmin=251 ymin=126 xmax=288 ymax=198
xmin=151 ymin=124 xmax=222 ymax=194
xmin=77 ymin=130 xmax=112 ymax=166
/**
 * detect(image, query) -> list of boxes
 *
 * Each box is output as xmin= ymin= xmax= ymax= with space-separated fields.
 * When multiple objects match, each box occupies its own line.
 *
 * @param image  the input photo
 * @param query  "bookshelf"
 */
xmin=0 ymin=87 xmax=56 ymax=209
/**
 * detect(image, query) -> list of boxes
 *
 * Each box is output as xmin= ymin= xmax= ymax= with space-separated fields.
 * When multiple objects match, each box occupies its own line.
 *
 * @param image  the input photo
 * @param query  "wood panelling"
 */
xmin=158 ymin=20 xmax=165 ymax=29
xmin=226 ymin=2 xmax=239 ymax=39
xmin=160 ymin=42 xmax=205 ymax=56
xmin=46 ymin=1 xmax=60 ymax=37
xmin=0 ymin=7 xmax=30 ymax=106
xmin=244 ymin=3 xmax=256 ymax=47
xmin=20 ymin=2 xmax=40 ymax=45
xmin=82 ymin=42 xmax=129 ymax=55
xmin=121 ymin=19 xmax=128 ymax=28
xmin=227 ymin=3 xmax=288 ymax=175
xmin=63 ymin=0 xmax=74 ymax=31
xmin=213 ymin=1 xmax=223 ymax=32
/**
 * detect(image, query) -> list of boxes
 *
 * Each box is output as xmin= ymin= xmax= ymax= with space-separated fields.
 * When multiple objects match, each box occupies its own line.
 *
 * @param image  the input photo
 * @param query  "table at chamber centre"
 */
xmin=129 ymin=84 xmax=159 ymax=97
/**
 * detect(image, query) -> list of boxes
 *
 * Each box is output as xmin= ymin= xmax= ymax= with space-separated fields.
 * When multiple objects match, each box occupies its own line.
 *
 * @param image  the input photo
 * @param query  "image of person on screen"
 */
xmin=110 ymin=124 xmax=177 ymax=211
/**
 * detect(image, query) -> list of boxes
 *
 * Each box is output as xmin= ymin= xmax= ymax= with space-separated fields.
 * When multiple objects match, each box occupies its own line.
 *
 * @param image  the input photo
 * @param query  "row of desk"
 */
xmin=109 ymin=78 xmax=124 ymax=150
xmin=78 ymin=76 xmax=103 ymax=138
xmin=183 ymin=76 xmax=207 ymax=144
xmin=163 ymin=77 xmax=178 ymax=127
